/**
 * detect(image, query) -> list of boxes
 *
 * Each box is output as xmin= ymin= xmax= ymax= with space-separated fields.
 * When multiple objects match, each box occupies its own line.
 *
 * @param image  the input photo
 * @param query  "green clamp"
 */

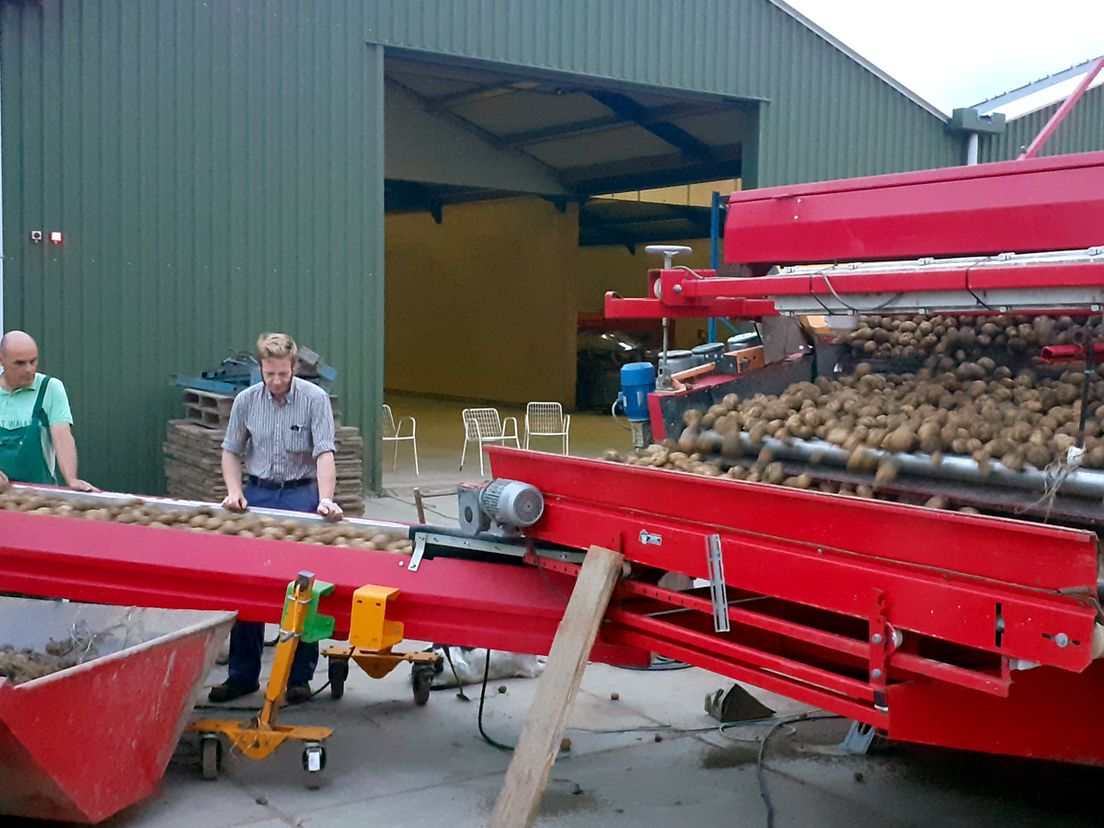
xmin=282 ymin=577 xmax=336 ymax=644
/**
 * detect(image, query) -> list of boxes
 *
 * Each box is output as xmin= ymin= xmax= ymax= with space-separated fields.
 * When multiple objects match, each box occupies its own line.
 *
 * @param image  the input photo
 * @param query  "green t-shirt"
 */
xmin=0 ymin=372 xmax=74 ymax=475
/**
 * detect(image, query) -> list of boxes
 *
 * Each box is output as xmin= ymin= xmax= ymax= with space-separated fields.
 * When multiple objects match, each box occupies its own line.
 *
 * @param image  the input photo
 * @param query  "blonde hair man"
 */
xmin=210 ymin=332 xmax=341 ymax=705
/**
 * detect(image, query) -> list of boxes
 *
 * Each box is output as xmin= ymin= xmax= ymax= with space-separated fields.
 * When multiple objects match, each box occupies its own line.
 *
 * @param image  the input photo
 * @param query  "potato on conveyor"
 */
xmin=0 ymin=490 xmax=412 ymax=553
xmin=605 ymin=312 xmax=1104 ymax=518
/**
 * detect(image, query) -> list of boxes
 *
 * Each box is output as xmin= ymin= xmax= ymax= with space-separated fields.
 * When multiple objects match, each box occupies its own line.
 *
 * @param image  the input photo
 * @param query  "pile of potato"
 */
xmin=602 ymin=318 xmax=1104 ymax=511
xmin=652 ymin=364 xmax=1104 ymax=472
xmin=840 ymin=313 xmax=1100 ymax=366
xmin=0 ymin=489 xmax=413 ymax=553
xmin=606 ymin=443 xmax=974 ymax=511
xmin=0 ymin=639 xmax=95 ymax=686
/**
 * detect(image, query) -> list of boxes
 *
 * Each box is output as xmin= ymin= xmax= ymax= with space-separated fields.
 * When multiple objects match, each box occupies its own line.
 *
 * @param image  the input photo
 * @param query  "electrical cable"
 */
xmin=962 ymin=254 xmax=998 ymax=312
xmin=477 ymin=649 xmax=515 ymax=752
xmin=818 ymin=269 xmax=901 ymax=313
xmin=609 ymin=397 xmax=635 ymax=430
xmin=1075 ymin=319 xmax=1097 ymax=444
xmin=1014 ymin=317 xmax=1100 ymax=522
xmin=758 ymin=718 xmax=788 ymax=828
xmin=754 ymin=713 xmax=844 ymax=828
xmin=377 ymin=488 xmax=454 ymax=522
xmin=672 ymin=265 xmax=707 ymax=280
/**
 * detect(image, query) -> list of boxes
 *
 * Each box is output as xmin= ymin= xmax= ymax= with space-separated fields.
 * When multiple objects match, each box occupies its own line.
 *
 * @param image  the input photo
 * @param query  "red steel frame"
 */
xmin=0 ymin=509 xmax=643 ymax=666
xmin=723 ymin=150 xmax=1104 ymax=270
xmin=6 ymin=151 xmax=1104 ymax=767
xmin=1019 ymin=57 xmax=1104 ymax=160
xmin=488 ymin=448 xmax=1104 ymax=765
xmin=605 ymin=151 xmax=1104 ymax=321
xmin=2 ymin=449 xmax=1102 ymax=764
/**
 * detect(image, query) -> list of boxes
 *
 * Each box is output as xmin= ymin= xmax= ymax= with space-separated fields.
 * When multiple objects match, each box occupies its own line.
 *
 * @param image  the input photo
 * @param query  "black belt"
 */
xmin=247 ymin=475 xmax=316 ymax=491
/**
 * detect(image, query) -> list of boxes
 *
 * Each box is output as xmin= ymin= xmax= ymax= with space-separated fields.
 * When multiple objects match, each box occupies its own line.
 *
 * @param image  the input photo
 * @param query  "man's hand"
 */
xmin=221 ymin=492 xmax=249 ymax=512
xmin=317 ymin=497 xmax=344 ymax=522
xmin=0 ymin=469 xmax=9 ymax=492
xmin=68 ymin=479 xmax=98 ymax=493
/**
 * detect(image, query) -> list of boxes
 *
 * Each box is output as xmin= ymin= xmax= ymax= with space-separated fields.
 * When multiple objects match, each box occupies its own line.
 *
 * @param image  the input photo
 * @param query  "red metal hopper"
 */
xmin=0 ymin=597 xmax=234 ymax=823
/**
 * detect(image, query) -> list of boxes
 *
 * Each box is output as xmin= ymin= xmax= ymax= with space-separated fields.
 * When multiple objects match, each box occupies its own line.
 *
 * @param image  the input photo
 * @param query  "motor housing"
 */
xmin=458 ymin=479 xmax=544 ymax=538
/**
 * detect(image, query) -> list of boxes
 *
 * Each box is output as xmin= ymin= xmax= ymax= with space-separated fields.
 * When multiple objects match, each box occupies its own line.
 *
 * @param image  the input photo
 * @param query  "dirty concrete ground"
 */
xmin=13 ymin=393 xmax=1104 ymax=826
xmin=95 ymin=656 xmax=1100 ymax=828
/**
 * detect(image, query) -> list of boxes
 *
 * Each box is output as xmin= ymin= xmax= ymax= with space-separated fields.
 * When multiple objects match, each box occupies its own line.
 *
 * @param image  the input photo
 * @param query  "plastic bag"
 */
xmin=429 ymin=646 xmax=546 ymax=687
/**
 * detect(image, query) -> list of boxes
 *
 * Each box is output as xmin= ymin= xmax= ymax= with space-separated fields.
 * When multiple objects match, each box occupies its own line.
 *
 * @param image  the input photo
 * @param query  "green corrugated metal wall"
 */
xmin=979 ymin=83 xmax=1104 ymax=162
xmin=1 ymin=0 xmax=965 ymax=493
xmin=361 ymin=0 xmax=962 ymax=184
xmin=1 ymin=1 xmax=384 ymax=493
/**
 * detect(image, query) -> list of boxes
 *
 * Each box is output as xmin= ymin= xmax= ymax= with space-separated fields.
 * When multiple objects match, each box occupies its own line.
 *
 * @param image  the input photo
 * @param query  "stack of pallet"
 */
xmin=163 ymin=388 xmax=365 ymax=516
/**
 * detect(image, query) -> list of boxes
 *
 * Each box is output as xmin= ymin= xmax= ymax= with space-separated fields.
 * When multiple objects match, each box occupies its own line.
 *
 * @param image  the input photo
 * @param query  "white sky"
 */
xmin=782 ymin=1 xmax=1104 ymax=114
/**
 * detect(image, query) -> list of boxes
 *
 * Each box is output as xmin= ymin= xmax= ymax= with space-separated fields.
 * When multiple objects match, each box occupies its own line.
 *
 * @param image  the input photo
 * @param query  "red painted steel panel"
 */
xmin=604 ymin=626 xmax=889 ymax=728
xmin=723 ymin=151 xmax=1104 ymax=267
xmin=0 ymin=512 xmax=642 ymax=665
xmin=612 ymin=577 xmax=1010 ymax=696
xmin=609 ymin=609 xmax=876 ymax=701
xmin=666 ymin=269 xmax=972 ymax=302
xmin=487 ymin=449 xmax=1098 ymax=592
xmin=967 ymin=261 xmax=1104 ymax=290
xmin=0 ymin=604 xmax=231 ymax=823
xmin=604 ymin=293 xmax=776 ymax=319
xmin=887 ymin=660 xmax=1104 ymax=766
xmin=651 ymin=262 xmax=1104 ymax=306
xmin=536 ymin=499 xmax=1096 ymax=671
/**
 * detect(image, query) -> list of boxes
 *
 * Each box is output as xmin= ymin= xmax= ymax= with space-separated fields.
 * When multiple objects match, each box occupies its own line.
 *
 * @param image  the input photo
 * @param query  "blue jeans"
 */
xmin=227 ymin=481 xmax=320 ymax=687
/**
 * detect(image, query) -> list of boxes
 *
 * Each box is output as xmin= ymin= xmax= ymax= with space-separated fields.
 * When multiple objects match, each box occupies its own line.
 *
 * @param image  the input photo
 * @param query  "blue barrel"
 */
xmin=619 ymin=362 xmax=656 ymax=421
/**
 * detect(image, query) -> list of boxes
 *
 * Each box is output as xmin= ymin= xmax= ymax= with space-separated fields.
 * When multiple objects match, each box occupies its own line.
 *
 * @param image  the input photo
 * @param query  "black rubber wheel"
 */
xmin=412 ymin=667 xmax=433 ymax=706
xmin=302 ymin=744 xmax=327 ymax=790
xmin=200 ymin=736 xmax=222 ymax=781
xmin=328 ymin=658 xmax=349 ymax=700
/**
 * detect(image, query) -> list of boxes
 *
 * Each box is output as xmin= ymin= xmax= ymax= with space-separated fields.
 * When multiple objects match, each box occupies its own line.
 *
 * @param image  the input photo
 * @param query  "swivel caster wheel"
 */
xmin=328 ymin=658 xmax=349 ymax=700
xmin=302 ymin=741 xmax=327 ymax=790
xmin=411 ymin=665 xmax=434 ymax=706
xmin=200 ymin=735 xmax=223 ymax=781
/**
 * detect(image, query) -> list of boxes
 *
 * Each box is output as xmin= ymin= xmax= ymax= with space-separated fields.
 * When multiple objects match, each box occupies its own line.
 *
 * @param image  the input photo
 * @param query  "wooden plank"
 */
xmin=488 ymin=546 xmax=623 ymax=828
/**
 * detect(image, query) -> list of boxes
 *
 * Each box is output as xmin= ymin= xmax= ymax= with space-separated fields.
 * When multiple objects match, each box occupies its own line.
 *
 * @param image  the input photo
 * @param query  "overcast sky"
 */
xmin=782 ymin=1 xmax=1104 ymax=113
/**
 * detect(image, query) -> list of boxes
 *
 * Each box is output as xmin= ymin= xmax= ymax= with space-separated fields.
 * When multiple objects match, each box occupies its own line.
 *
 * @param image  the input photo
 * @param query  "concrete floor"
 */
xmin=59 ymin=396 xmax=1104 ymax=825
xmin=107 ymin=656 xmax=1099 ymax=827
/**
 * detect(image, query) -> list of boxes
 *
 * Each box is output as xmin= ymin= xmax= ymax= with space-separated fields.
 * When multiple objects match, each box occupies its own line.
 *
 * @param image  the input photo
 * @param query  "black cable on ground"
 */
xmin=477 ymin=649 xmax=515 ymax=752
xmin=756 ymin=713 xmax=843 ymax=828
xmin=757 ymin=718 xmax=788 ymax=828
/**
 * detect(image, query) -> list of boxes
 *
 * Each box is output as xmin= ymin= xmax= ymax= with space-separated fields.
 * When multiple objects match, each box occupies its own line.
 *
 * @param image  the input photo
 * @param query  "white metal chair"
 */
xmin=382 ymin=404 xmax=419 ymax=475
xmin=460 ymin=408 xmax=520 ymax=475
xmin=524 ymin=402 xmax=571 ymax=455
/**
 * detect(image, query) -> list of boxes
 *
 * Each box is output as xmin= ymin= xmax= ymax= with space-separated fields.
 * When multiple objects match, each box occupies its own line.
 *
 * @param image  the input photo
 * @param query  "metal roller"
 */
xmin=724 ymin=433 xmax=1104 ymax=499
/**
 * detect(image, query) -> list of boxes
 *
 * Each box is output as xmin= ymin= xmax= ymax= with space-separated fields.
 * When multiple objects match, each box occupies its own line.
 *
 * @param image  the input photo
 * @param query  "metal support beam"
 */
xmin=500 ymin=101 xmax=728 ymax=147
xmin=1019 ymin=56 xmax=1104 ymax=159
xmin=586 ymin=89 xmax=716 ymax=162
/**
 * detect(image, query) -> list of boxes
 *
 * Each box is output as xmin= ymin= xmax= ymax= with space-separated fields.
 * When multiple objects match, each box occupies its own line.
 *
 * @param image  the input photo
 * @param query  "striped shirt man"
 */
xmin=222 ymin=377 xmax=336 ymax=482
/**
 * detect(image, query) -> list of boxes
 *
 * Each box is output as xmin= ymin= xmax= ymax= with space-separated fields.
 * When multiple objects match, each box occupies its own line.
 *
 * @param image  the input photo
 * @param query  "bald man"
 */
xmin=0 ymin=331 xmax=94 ymax=491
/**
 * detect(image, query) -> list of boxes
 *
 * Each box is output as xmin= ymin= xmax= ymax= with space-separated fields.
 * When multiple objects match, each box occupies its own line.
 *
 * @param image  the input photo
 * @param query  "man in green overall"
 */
xmin=0 ymin=331 xmax=95 ymax=491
